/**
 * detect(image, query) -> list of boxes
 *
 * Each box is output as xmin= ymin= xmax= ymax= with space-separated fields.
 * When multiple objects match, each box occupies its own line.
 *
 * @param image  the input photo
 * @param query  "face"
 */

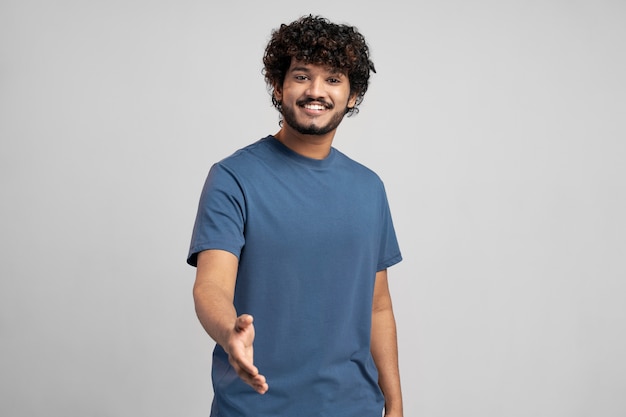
xmin=274 ymin=59 xmax=357 ymax=136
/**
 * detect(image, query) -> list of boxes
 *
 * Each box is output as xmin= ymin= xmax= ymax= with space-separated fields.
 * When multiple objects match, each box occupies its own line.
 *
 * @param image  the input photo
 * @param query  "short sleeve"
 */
xmin=376 ymin=185 xmax=402 ymax=271
xmin=187 ymin=163 xmax=246 ymax=266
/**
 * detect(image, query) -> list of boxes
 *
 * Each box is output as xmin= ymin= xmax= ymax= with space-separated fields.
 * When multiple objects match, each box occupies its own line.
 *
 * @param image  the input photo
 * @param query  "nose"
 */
xmin=305 ymin=76 xmax=325 ymax=99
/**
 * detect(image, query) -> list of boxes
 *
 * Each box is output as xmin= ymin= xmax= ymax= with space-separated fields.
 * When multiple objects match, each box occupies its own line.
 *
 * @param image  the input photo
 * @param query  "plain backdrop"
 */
xmin=1 ymin=1 xmax=625 ymax=416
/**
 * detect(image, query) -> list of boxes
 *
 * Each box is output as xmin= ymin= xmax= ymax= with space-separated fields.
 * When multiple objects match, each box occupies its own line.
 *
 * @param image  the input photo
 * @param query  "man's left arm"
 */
xmin=371 ymin=269 xmax=403 ymax=417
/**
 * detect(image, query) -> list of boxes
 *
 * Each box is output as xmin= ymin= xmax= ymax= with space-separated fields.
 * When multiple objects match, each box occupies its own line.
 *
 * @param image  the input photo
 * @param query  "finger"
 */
xmin=238 ymin=361 xmax=259 ymax=378
xmin=229 ymin=355 xmax=259 ymax=377
xmin=251 ymin=374 xmax=269 ymax=394
xmin=237 ymin=369 xmax=268 ymax=394
xmin=231 ymin=362 xmax=265 ymax=385
xmin=235 ymin=314 xmax=254 ymax=331
xmin=254 ymin=382 xmax=269 ymax=395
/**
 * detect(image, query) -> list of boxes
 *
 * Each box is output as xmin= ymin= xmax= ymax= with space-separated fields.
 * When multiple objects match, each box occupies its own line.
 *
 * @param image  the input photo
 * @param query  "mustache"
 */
xmin=296 ymin=98 xmax=334 ymax=110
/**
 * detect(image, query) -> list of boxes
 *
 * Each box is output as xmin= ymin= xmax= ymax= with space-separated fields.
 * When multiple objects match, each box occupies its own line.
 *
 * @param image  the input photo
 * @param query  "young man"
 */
xmin=188 ymin=15 xmax=403 ymax=417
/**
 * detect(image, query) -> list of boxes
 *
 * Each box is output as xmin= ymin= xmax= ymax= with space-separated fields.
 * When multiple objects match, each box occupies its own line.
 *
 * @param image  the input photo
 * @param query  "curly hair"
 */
xmin=263 ymin=15 xmax=376 ymax=117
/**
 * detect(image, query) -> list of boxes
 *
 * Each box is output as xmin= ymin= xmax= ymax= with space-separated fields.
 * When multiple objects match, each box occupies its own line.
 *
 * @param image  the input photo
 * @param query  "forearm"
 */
xmin=193 ymin=249 xmax=240 ymax=352
xmin=371 ymin=307 xmax=403 ymax=416
xmin=193 ymin=282 xmax=238 ymax=351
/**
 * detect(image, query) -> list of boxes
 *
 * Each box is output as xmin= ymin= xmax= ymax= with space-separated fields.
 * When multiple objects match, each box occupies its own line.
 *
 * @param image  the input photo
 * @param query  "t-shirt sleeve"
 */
xmin=376 ymin=185 xmax=402 ymax=271
xmin=187 ymin=163 xmax=246 ymax=267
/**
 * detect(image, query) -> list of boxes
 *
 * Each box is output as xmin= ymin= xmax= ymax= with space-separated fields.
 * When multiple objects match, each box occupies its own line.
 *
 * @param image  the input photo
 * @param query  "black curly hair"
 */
xmin=263 ymin=15 xmax=376 ymax=117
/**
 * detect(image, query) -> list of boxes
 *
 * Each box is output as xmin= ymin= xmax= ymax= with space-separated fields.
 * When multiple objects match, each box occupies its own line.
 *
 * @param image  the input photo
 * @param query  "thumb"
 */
xmin=235 ymin=314 xmax=254 ymax=332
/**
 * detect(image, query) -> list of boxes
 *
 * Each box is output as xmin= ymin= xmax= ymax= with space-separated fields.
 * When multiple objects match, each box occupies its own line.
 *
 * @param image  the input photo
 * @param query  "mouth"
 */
xmin=298 ymin=99 xmax=333 ymax=112
xmin=303 ymin=103 xmax=327 ymax=111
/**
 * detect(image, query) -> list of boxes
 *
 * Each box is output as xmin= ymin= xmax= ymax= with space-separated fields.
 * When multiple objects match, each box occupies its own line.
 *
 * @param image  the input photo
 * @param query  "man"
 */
xmin=188 ymin=15 xmax=403 ymax=417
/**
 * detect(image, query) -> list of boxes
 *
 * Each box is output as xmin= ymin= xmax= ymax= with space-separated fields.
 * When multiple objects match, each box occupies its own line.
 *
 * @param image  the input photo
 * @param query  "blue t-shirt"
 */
xmin=188 ymin=136 xmax=402 ymax=417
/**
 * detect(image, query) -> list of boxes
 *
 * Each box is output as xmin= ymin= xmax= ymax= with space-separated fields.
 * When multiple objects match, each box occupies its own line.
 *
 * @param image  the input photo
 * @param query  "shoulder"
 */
xmin=208 ymin=136 xmax=278 ymax=179
xmin=218 ymin=136 xmax=274 ymax=166
xmin=332 ymin=148 xmax=386 ymax=189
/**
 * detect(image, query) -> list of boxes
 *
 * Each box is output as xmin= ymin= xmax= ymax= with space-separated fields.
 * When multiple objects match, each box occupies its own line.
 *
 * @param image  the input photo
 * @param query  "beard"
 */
xmin=280 ymin=98 xmax=347 ymax=136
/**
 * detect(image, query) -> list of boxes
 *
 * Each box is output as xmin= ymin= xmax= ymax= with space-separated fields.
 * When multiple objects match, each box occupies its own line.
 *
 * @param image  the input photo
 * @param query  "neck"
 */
xmin=273 ymin=125 xmax=337 ymax=160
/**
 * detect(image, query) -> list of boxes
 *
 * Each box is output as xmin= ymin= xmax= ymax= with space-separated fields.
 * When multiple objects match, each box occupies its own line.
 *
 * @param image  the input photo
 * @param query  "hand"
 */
xmin=225 ymin=314 xmax=268 ymax=394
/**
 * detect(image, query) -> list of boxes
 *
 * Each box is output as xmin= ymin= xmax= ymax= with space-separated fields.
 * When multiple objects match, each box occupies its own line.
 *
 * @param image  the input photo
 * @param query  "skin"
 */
xmin=192 ymin=57 xmax=403 ymax=416
xmin=193 ymin=250 xmax=268 ymax=395
xmin=371 ymin=269 xmax=404 ymax=417
xmin=273 ymin=59 xmax=357 ymax=159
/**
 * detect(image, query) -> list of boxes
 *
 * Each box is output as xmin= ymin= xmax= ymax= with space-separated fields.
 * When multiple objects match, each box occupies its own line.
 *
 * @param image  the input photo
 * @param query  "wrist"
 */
xmin=384 ymin=400 xmax=403 ymax=417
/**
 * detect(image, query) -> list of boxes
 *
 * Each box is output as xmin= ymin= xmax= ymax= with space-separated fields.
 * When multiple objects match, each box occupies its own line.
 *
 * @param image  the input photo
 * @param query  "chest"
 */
xmin=241 ymin=168 xmax=382 ymax=256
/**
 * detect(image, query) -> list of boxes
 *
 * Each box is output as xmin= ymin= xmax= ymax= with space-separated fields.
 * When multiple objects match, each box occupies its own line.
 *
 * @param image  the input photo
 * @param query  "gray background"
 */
xmin=1 ymin=1 xmax=625 ymax=416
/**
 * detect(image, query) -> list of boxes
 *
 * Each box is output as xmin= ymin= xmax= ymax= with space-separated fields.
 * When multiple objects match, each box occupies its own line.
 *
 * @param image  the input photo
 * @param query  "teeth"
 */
xmin=304 ymin=104 xmax=325 ymax=110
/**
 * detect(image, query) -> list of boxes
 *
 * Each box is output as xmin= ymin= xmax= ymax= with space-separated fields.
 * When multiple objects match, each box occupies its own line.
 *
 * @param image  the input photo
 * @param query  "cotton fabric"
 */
xmin=188 ymin=136 xmax=401 ymax=417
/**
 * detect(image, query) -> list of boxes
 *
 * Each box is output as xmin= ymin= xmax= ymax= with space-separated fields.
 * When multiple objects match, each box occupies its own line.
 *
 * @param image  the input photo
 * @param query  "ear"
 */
xmin=273 ymin=83 xmax=283 ymax=102
xmin=347 ymin=92 xmax=358 ymax=109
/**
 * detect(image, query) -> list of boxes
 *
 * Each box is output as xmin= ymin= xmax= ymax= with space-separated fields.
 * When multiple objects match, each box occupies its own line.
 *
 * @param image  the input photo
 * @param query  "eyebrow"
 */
xmin=289 ymin=66 xmax=345 ymax=78
xmin=289 ymin=66 xmax=311 ymax=73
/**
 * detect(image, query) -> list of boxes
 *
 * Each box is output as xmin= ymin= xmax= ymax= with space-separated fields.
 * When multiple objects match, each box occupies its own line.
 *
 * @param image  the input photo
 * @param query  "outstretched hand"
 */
xmin=226 ymin=314 xmax=268 ymax=394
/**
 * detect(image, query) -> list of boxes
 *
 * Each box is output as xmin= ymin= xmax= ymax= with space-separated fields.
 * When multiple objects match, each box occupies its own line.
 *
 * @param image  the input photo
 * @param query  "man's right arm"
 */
xmin=193 ymin=249 xmax=268 ymax=394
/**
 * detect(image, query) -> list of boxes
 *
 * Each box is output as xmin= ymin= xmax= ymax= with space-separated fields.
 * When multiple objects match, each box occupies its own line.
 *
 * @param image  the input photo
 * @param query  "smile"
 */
xmin=303 ymin=103 xmax=327 ymax=111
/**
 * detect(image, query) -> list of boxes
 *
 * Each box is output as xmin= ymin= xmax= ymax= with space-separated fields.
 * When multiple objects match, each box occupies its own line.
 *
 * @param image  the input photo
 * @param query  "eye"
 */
xmin=294 ymin=75 xmax=309 ymax=81
xmin=327 ymin=77 xmax=341 ymax=84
